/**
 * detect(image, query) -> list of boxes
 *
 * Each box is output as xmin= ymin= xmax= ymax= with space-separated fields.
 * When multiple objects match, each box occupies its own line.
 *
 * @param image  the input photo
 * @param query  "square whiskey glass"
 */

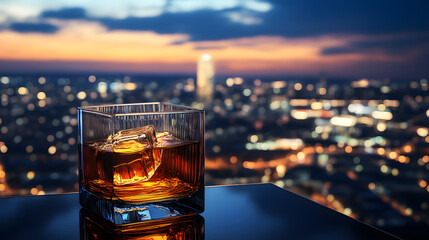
xmin=78 ymin=103 xmax=204 ymax=224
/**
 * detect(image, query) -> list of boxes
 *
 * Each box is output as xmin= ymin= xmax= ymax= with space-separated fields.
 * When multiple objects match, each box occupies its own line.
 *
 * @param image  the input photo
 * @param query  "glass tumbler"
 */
xmin=78 ymin=103 xmax=204 ymax=224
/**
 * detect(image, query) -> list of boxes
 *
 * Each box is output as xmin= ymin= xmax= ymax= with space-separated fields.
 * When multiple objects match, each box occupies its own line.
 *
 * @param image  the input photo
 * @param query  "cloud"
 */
xmin=18 ymin=1 xmax=427 ymax=42
xmin=266 ymin=1 xmax=429 ymax=36
xmin=321 ymin=34 xmax=429 ymax=56
xmin=9 ymin=22 xmax=59 ymax=33
xmin=93 ymin=1 xmax=429 ymax=41
xmin=321 ymin=47 xmax=354 ymax=55
xmin=97 ymin=8 xmax=267 ymax=41
xmin=41 ymin=7 xmax=86 ymax=19
xmin=193 ymin=46 xmax=225 ymax=50
xmin=2 ymin=1 xmax=428 ymax=40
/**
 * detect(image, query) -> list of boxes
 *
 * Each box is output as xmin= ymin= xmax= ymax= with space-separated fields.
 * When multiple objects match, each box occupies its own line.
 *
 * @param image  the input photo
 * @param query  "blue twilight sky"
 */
xmin=0 ymin=0 xmax=428 ymax=78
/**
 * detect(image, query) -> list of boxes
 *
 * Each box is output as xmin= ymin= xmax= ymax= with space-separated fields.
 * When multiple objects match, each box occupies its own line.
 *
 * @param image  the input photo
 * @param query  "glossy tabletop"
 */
xmin=0 ymin=183 xmax=398 ymax=240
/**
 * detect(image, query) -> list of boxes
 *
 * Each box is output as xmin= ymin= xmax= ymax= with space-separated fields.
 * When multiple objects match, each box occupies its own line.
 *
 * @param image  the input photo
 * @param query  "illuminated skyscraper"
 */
xmin=197 ymin=53 xmax=215 ymax=105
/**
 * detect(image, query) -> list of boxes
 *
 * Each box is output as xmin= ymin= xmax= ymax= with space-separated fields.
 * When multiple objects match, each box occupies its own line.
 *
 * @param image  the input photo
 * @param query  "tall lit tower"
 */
xmin=197 ymin=53 xmax=215 ymax=105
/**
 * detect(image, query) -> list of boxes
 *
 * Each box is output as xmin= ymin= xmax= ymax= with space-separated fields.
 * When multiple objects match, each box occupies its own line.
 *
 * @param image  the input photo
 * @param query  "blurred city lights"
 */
xmin=0 ymin=72 xmax=428 ymax=236
xmin=311 ymin=102 xmax=323 ymax=110
xmin=77 ymin=91 xmax=87 ymax=100
xmin=234 ymin=77 xmax=244 ymax=85
xmin=271 ymin=81 xmax=286 ymax=89
xmin=372 ymin=111 xmax=393 ymax=120
xmin=291 ymin=110 xmax=308 ymax=120
xmin=88 ymin=75 xmax=96 ymax=83
xmin=388 ymin=151 xmax=398 ymax=160
xmin=250 ymin=135 xmax=259 ymax=143
xmin=37 ymin=92 xmax=46 ymax=100
xmin=419 ymin=180 xmax=427 ymax=188
xmin=38 ymin=77 xmax=46 ymax=84
xmin=64 ymin=86 xmax=71 ymax=93
xmin=98 ymin=82 xmax=108 ymax=93
xmin=17 ymin=87 xmax=29 ymax=95
xmin=294 ymin=83 xmax=303 ymax=91
xmin=377 ymin=122 xmax=387 ymax=132
xmin=318 ymin=88 xmax=327 ymax=95
xmin=380 ymin=165 xmax=389 ymax=174
xmin=30 ymin=188 xmax=38 ymax=195
xmin=417 ymin=127 xmax=429 ymax=137
xmin=1 ymin=76 xmax=10 ymax=84
xmin=27 ymin=171 xmax=35 ymax=180
xmin=230 ymin=156 xmax=238 ymax=164
xmin=243 ymin=88 xmax=252 ymax=96
xmin=403 ymin=145 xmax=412 ymax=153
xmin=352 ymin=79 xmax=369 ymax=88
xmin=48 ymin=146 xmax=57 ymax=154
xmin=330 ymin=115 xmax=357 ymax=127
xmin=0 ymin=145 xmax=7 ymax=153
xmin=25 ymin=145 xmax=33 ymax=153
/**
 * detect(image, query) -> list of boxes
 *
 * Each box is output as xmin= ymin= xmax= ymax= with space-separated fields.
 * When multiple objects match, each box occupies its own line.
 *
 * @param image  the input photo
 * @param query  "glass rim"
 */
xmin=78 ymin=102 xmax=204 ymax=117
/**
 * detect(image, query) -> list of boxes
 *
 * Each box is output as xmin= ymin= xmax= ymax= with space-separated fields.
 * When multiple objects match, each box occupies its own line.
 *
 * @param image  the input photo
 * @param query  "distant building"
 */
xmin=197 ymin=54 xmax=215 ymax=105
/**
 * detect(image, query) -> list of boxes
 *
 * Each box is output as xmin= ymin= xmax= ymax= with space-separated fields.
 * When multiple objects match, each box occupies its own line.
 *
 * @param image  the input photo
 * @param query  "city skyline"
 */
xmin=1 ymin=1 xmax=429 ymax=78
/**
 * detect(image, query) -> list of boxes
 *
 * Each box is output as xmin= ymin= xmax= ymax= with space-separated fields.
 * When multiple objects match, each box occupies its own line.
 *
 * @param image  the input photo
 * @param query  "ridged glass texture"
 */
xmin=78 ymin=103 xmax=204 ymax=224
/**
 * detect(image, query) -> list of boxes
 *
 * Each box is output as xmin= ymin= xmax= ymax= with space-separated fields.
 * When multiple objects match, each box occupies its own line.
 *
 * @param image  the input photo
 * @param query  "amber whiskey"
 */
xmin=81 ymin=129 xmax=202 ymax=203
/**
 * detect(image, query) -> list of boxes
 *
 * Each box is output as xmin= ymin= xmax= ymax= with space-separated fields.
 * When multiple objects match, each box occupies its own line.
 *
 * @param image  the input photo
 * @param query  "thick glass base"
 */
xmin=80 ymin=187 xmax=204 ymax=224
xmin=80 ymin=208 xmax=204 ymax=240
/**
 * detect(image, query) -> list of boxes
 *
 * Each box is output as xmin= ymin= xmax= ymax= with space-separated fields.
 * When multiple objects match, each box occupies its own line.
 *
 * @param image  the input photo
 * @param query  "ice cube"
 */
xmin=111 ymin=125 xmax=157 ymax=152
xmin=106 ymin=125 xmax=162 ymax=185
xmin=156 ymin=132 xmax=184 ymax=148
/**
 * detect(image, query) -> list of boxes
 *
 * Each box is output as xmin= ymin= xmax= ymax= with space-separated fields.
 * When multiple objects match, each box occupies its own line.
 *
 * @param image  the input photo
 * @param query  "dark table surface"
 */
xmin=0 ymin=183 xmax=398 ymax=240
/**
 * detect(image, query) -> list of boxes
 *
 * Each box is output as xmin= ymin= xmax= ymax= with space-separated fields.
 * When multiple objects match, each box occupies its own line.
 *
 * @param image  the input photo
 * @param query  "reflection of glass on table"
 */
xmin=80 ymin=208 xmax=204 ymax=240
xmin=78 ymin=103 xmax=204 ymax=224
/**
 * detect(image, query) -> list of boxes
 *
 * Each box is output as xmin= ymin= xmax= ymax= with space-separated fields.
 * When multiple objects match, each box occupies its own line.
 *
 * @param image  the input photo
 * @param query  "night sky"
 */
xmin=1 ymin=0 xmax=428 ymax=78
